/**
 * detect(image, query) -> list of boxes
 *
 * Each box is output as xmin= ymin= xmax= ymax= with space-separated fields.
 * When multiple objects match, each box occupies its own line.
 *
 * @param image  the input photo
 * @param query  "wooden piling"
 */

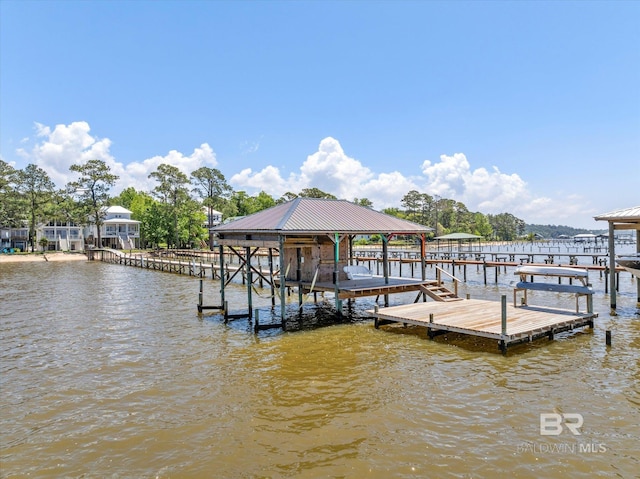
xmin=498 ymin=295 xmax=508 ymax=354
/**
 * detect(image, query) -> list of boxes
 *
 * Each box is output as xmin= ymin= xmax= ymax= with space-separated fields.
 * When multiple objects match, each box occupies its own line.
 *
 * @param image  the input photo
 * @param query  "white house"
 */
xmin=37 ymin=220 xmax=84 ymax=251
xmin=1 ymin=205 xmax=140 ymax=253
xmin=203 ymin=208 xmax=223 ymax=228
xmin=85 ymin=206 xmax=140 ymax=249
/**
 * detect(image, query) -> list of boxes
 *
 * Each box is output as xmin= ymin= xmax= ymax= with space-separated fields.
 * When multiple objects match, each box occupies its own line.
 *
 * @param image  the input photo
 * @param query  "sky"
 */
xmin=1 ymin=0 xmax=638 ymax=230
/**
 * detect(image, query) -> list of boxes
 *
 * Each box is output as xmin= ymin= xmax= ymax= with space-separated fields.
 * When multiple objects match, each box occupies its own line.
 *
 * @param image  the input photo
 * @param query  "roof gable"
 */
xmin=105 ymin=205 xmax=133 ymax=215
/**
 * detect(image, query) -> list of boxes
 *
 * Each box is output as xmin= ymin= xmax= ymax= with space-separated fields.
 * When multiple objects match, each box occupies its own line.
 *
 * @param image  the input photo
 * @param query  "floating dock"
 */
xmin=368 ymin=298 xmax=598 ymax=353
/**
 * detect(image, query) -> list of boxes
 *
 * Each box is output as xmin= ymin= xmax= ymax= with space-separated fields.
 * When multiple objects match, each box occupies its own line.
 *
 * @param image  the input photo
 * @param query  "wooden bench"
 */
xmin=513 ymin=266 xmax=593 ymax=313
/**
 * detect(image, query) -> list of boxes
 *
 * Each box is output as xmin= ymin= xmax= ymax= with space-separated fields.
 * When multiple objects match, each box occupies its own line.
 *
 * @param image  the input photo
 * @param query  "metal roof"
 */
xmin=211 ymin=198 xmax=432 ymax=235
xmin=594 ymin=206 xmax=640 ymax=222
xmin=434 ymin=233 xmax=482 ymax=240
xmin=104 ymin=206 xmax=133 ymax=214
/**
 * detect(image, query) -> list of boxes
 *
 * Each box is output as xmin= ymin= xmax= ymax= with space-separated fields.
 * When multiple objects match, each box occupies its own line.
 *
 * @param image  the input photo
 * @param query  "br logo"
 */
xmin=540 ymin=413 xmax=583 ymax=436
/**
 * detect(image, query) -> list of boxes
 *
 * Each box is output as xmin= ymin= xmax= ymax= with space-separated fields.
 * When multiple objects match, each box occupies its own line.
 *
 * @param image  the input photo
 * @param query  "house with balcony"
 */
xmin=36 ymin=221 xmax=84 ymax=251
xmin=204 ymin=208 xmax=223 ymax=228
xmin=85 ymin=206 xmax=140 ymax=249
xmin=1 ymin=226 xmax=29 ymax=252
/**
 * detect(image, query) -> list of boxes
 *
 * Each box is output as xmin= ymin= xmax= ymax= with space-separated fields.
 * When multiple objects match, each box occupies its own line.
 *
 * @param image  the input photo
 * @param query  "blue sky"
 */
xmin=1 ymin=0 xmax=638 ymax=229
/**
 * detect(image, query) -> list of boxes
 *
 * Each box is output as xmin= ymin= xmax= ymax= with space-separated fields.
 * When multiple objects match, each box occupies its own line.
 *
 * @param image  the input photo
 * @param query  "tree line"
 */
xmin=1 ymin=158 xmax=531 ymax=251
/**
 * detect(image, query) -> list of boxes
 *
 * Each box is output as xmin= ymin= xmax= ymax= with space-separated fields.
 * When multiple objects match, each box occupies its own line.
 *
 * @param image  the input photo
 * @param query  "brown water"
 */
xmin=1 ymin=260 xmax=639 ymax=478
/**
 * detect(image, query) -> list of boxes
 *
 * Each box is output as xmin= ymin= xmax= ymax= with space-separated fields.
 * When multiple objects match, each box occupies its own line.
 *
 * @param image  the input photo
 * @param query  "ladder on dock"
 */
xmin=418 ymin=283 xmax=462 ymax=302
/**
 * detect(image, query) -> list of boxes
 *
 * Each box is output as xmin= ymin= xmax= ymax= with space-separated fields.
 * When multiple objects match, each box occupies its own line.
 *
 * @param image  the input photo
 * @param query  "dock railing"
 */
xmin=435 ymin=266 xmax=460 ymax=298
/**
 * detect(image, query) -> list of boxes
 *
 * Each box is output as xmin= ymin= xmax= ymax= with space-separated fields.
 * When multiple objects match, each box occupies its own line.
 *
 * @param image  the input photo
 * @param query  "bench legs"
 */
xmin=513 ymin=288 xmax=528 ymax=307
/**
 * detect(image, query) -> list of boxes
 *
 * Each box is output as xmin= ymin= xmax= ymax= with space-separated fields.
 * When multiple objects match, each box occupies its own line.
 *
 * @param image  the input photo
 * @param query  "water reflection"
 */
xmin=0 ymin=260 xmax=638 ymax=478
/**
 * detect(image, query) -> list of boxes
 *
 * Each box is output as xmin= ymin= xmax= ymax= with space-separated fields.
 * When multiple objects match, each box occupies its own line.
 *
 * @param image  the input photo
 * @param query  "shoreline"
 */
xmin=0 ymin=252 xmax=89 ymax=263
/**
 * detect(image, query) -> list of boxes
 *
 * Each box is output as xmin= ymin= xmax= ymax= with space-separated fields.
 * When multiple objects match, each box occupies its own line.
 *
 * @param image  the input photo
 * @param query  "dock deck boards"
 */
xmin=368 ymin=298 xmax=598 ymax=348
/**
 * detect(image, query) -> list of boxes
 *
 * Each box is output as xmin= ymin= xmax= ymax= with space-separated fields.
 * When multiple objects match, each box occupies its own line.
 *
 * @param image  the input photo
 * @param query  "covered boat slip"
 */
xmin=209 ymin=198 xmax=435 ymax=325
xmin=368 ymin=298 xmax=598 ymax=353
xmin=594 ymin=205 xmax=640 ymax=309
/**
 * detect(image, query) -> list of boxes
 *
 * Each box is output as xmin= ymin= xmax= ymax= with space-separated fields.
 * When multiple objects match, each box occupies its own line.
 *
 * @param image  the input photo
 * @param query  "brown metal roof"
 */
xmin=211 ymin=198 xmax=432 ymax=235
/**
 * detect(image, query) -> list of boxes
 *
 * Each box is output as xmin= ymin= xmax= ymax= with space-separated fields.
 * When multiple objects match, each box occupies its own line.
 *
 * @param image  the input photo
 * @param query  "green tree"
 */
xmin=15 ymin=164 xmax=57 ymax=252
xmin=68 ymin=159 xmax=119 ymax=248
xmin=140 ymin=201 xmax=168 ymax=249
xmin=353 ymin=197 xmax=373 ymax=208
xmin=111 ymin=187 xmax=156 ymax=247
xmin=382 ymin=207 xmax=404 ymax=218
xmin=277 ymin=192 xmax=298 ymax=204
xmin=299 ymin=188 xmax=336 ymax=199
xmin=230 ymin=191 xmax=254 ymax=217
xmin=178 ymin=198 xmax=207 ymax=248
xmin=39 ymin=236 xmax=49 ymax=252
xmin=487 ymin=212 xmax=525 ymax=241
xmin=401 ymin=190 xmax=424 ymax=224
xmin=149 ymin=164 xmax=190 ymax=248
xmin=0 ymin=160 xmax=21 ymax=227
xmin=50 ymin=189 xmax=85 ymax=228
xmin=191 ymin=167 xmax=233 ymax=227
xmin=229 ymin=190 xmax=276 ymax=217
xmin=110 ymin=186 xmax=138 ymax=209
xmin=471 ymin=212 xmax=493 ymax=238
xmin=253 ymin=191 xmax=276 ymax=211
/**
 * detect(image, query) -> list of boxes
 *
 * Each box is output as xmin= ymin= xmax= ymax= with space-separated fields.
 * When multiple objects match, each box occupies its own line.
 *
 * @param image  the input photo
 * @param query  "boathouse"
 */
xmin=210 ymin=198 xmax=434 ymax=326
xmin=594 ymin=205 xmax=640 ymax=310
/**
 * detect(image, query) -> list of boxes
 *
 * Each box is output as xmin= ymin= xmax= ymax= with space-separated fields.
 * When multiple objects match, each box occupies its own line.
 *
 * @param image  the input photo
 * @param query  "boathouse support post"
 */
xmin=246 ymin=246 xmax=253 ymax=320
xmin=332 ymin=232 xmax=342 ymax=317
xmin=297 ymin=247 xmax=303 ymax=311
xmin=268 ymin=249 xmax=276 ymax=309
xmin=382 ymin=234 xmax=390 ymax=307
xmin=349 ymin=236 xmax=353 ymax=266
xmin=421 ymin=234 xmax=427 ymax=301
xmin=219 ymin=243 xmax=226 ymax=313
xmin=197 ymin=279 xmax=203 ymax=312
xmin=608 ymin=221 xmax=617 ymax=314
xmin=279 ymin=236 xmax=286 ymax=325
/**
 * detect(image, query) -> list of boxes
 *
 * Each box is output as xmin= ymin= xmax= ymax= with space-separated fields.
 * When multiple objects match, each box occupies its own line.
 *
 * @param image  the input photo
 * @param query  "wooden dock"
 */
xmin=368 ymin=298 xmax=598 ymax=352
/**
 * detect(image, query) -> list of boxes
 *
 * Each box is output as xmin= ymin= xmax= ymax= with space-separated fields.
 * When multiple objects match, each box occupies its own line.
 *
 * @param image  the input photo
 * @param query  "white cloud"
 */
xmin=420 ymin=153 xmax=532 ymax=214
xmin=231 ymin=138 xmax=597 ymax=225
xmin=122 ymin=143 xmax=217 ymax=193
xmin=232 ymin=137 xmax=393 ymax=204
xmin=13 ymin=122 xmax=600 ymax=226
xmin=231 ymin=165 xmax=293 ymax=195
xmin=17 ymin=121 xmax=115 ymax=187
xmin=16 ymin=121 xmax=217 ymax=193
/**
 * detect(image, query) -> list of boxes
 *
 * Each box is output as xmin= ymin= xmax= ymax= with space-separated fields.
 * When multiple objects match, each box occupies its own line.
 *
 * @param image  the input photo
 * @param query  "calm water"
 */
xmin=1 ymin=255 xmax=639 ymax=478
